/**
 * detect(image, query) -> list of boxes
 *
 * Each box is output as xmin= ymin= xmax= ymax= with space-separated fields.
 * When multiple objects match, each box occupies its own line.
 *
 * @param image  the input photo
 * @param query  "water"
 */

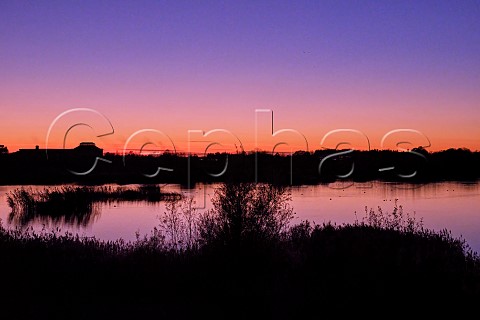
xmin=1 ymin=181 xmax=479 ymax=252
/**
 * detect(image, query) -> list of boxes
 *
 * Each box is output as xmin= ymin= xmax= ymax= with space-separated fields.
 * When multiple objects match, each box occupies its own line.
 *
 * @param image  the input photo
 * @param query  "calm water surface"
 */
xmin=1 ymin=181 xmax=479 ymax=252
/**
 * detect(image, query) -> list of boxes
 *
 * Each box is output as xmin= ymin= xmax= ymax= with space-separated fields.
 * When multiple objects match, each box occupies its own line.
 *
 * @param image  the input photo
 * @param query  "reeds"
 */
xmin=6 ymin=185 xmax=182 ymax=226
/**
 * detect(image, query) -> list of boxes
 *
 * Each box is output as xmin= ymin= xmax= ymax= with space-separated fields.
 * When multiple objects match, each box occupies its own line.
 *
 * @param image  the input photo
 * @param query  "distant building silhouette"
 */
xmin=73 ymin=142 xmax=104 ymax=157
xmin=15 ymin=142 xmax=103 ymax=160
xmin=0 ymin=145 xmax=8 ymax=154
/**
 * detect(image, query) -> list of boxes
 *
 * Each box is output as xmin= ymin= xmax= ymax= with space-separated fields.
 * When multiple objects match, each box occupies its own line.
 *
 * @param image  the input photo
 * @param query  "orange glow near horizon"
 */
xmin=1 ymin=106 xmax=478 ymax=154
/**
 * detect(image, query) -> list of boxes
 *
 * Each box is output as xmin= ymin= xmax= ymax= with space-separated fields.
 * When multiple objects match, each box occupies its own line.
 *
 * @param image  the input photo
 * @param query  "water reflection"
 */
xmin=0 ymin=182 xmax=479 ymax=252
xmin=8 ymin=201 xmax=102 ymax=227
xmin=5 ymin=185 xmax=181 ymax=228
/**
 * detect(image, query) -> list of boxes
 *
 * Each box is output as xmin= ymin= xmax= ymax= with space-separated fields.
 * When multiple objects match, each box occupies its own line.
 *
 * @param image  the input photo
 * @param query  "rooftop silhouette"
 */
xmin=15 ymin=142 xmax=103 ymax=158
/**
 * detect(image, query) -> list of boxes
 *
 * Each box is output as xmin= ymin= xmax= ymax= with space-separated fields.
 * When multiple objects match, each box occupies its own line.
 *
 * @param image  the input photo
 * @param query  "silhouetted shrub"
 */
xmin=197 ymin=183 xmax=294 ymax=246
xmin=158 ymin=196 xmax=199 ymax=251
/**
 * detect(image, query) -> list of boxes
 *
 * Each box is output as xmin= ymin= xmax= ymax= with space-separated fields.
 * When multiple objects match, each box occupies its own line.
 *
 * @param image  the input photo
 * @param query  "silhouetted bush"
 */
xmin=197 ymin=183 xmax=294 ymax=247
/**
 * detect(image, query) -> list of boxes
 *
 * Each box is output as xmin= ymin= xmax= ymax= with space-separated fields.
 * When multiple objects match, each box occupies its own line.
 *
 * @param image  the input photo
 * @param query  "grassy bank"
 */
xmin=0 ymin=218 xmax=479 ymax=317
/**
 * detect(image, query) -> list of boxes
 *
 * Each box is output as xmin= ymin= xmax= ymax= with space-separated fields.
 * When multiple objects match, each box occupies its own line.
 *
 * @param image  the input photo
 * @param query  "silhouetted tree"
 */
xmin=198 ymin=183 xmax=294 ymax=247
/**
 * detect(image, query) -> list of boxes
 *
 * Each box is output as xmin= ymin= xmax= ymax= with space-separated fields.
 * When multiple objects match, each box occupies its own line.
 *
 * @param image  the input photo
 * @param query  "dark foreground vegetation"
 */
xmin=0 ymin=147 xmax=479 ymax=185
xmin=1 ymin=183 xmax=479 ymax=318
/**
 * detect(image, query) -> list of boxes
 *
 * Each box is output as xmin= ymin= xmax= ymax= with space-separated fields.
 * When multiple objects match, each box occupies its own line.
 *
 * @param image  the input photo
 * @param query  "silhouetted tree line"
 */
xmin=0 ymin=147 xmax=478 ymax=185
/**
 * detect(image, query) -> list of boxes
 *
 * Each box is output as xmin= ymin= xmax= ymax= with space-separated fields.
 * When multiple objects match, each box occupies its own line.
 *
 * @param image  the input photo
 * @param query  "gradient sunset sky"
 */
xmin=1 ymin=1 xmax=479 ymax=154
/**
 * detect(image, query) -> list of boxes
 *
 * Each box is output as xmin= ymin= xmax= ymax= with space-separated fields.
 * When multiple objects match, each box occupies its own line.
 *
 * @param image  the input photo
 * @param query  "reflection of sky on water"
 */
xmin=0 ymin=182 xmax=479 ymax=252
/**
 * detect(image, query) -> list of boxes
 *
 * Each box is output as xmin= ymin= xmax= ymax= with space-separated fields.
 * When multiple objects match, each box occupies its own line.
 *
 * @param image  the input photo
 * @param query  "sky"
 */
xmin=1 ymin=0 xmax=479 ymax=154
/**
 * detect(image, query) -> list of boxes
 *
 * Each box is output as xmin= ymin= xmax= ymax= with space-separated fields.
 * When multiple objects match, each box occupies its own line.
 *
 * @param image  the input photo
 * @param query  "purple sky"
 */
xmin=1 ymin=1 xmax=479 ymax=153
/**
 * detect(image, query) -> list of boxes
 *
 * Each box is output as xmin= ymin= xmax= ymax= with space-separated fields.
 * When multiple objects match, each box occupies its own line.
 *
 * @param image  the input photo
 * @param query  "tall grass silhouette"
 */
xmin=7 ymin=185 xmax=181 ymax=226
